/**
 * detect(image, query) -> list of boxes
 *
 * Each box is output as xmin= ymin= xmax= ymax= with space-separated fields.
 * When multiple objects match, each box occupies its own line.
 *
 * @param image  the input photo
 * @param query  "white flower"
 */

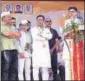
xmin=74 ymin=19 xmax=81 ymax=25
xmin=65 ymin=18 xmax=81 ymax=28
xmin=65 ymin=19 xmax=72 ymax=27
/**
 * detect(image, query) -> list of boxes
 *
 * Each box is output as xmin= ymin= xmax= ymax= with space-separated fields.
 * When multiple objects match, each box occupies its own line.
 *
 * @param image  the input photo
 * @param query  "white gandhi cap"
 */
xmin=1 ymin=11 xmax=11 ymax=18
xmin=21 ymin=20 xmax=28 ymax=24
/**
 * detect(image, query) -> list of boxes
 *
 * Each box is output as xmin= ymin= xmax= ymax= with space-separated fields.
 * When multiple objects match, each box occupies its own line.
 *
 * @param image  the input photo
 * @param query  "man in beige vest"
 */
xmin=1 ymin=12 xmax=21 ymax=81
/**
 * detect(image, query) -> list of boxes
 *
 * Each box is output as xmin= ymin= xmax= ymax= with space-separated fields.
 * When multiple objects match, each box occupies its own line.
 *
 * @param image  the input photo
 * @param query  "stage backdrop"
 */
xmin=1 ymin=1 xmax=84 ymax=33
xmin=1 ymin=1 xmax=84 ymax=80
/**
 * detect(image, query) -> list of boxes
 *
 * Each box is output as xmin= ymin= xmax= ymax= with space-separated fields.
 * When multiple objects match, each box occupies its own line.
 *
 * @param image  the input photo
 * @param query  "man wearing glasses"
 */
xmin=45 ymin=18 xmax=61 ymax=81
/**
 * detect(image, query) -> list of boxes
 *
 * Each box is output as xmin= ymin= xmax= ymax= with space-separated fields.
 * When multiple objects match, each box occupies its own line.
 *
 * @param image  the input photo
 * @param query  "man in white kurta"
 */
xmin=18 ymin=20 xmax=32 ymax=80
xmin=63 ymin=6 xmax=81 ymax=80
xmin=31 ymin=15 xmax=52 ymax=80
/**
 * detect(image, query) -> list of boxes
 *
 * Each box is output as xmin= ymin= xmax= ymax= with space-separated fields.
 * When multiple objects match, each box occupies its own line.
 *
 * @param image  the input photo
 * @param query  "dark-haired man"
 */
xmin=31 ymin=15 xmax=52 ymax=80
xmin=64 ymin=6 xmax=82 ymax=80
xmin=10 ymin=17 xmax=16 ymax=26
xmin=68 ymin=6 xmax=78 ymax=20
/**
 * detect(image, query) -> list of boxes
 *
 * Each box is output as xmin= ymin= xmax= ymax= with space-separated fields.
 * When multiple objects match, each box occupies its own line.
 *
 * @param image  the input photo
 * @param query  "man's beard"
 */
xmin=47 ymin=25 xmax=51 ymax=28
xmin=27 ymin=27 xmax=30 ymax=31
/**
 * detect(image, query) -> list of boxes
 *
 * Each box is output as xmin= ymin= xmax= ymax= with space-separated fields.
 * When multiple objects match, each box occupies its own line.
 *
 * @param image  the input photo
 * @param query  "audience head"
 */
xmin=36 ymin=15 xmax=45 ymax=27
xmin=68 ymin=6 xmax=78 ymax=18
xmin=45 ymin=18 xmax=52 ymax=28
xmin=1 ymin=11 xmax=11 ymax=24
xmin=10 ymin=17 xmax=16 ymax=26
xmin=19 ymin=20 xmax=28 ymax=31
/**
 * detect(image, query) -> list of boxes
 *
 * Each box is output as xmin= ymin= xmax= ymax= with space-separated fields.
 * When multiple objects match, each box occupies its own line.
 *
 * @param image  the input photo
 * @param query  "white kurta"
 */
xmin=17 ymin=31 xmax=32 ymax=80
xmin=18 ymin=31 xmax=32 ymax=57
xmin=31 ymin=26 xmax=52 ymax=68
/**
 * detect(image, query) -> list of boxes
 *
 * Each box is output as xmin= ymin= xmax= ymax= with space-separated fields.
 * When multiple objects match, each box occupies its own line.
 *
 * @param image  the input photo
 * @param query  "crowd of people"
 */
xmin=1 ymin=6 xmax=83 ymax=81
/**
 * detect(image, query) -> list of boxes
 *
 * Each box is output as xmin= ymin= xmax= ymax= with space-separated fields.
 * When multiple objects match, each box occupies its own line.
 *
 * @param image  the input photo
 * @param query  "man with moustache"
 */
xmin=45 ymin=18 xmax=61 ymax=81
xmin=1 ymin=12 xmax=21 ymax=81
xmin=31 ymin=15 xmax=52 ymax=81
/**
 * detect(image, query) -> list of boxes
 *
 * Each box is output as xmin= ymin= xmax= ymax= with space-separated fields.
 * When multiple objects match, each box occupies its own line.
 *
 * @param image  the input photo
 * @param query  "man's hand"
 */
xmin=2 ymin=31 xmax=21 ymax=39
xmin=50 ymin=49 xmax=54 ymax=55
xmin=20 ymin=52 xmax=25 ymax=58
xmin=14 ymin=32 xmax=21 ymax=39
xmin=57 ymin=48 xmax=63 ymax=53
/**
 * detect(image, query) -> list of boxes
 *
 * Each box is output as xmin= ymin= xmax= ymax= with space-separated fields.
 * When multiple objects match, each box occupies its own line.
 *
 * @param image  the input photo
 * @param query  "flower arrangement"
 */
xmin=63 ymin=19 xmax=84 ymax=43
